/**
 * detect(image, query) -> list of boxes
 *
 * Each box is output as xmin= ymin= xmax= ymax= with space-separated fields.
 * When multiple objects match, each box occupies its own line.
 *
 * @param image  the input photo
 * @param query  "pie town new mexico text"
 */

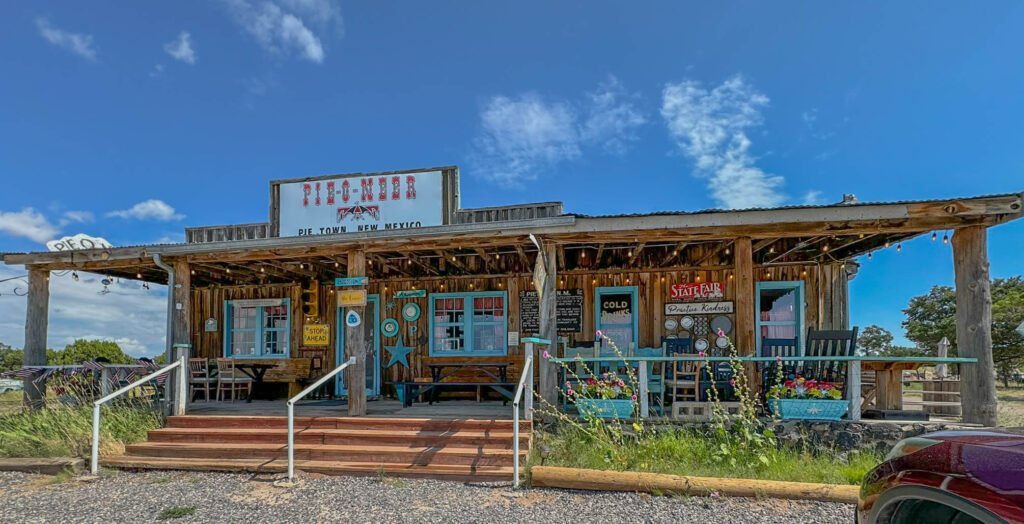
xmin=3 ymin=165 xmax=1021 ymax=478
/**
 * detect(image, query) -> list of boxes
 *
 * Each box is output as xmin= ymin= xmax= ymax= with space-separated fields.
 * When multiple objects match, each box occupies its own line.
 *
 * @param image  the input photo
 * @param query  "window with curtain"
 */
xmin=430 ymin=292 xmax=507 ymax=356
xmin=224 ymin=300 xmax=291 ymax=358
xmin=756 ymin=282 xmax=804 ymax=353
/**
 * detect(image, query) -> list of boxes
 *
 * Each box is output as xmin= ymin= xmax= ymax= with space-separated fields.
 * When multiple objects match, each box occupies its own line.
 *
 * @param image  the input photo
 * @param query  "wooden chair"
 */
xmin=801 ymin=328 xmax=859 ymax=395
xmin=188 ymin=358 xmax=213 ymax=402
xmin=630 ymin=345 xmax=667 ymax=415
xmin=666 ymin=352 xmax=702 ymax=403
xmin=760 ymin=338 xmax=799 ymax=387
xmin=215 ymin=358 xmax=252 ymax=402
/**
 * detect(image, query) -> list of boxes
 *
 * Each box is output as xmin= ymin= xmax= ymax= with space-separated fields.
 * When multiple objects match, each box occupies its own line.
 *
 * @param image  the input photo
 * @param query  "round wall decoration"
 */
xmin=380 ymin=318 xmax=400 ymax=338
xmin=664 ymin=318 xmax=678 ymax=331
xmin=694 ymin=338 xmax=710 ymax=352
xmin=715 ymin=336 xmax=730 ymax=349
xmin=710 ymin=315 xmax=733 ymax=336
xmin=679 ymin=316 xmax=695 ymax=329
xmin=402 ymin=303 xmax=421 ymax=322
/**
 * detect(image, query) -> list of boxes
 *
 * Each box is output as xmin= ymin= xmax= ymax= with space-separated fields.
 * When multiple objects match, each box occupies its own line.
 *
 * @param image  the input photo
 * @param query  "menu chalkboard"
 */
xmin=519 ymin=289 xmax=584 ymax=334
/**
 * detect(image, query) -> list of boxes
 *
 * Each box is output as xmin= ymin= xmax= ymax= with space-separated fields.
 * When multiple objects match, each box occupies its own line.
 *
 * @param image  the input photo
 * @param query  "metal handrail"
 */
xmin=286 ymin=356 xmax=356 ymax=480
xmin=91 ymin=356 xmax=187 ymax=474
xmin=513 ymin=337 xmax=548 ymax=489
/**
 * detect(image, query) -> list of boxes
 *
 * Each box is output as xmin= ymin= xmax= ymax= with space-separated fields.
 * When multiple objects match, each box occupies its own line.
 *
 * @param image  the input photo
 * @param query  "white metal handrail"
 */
xmin=91 ymin=356 xmax=187 ymax=474
xmin=513 ymin=337 xmax=548 ymax=489
xmin=286 ymin=356 xmax=356 ymax=480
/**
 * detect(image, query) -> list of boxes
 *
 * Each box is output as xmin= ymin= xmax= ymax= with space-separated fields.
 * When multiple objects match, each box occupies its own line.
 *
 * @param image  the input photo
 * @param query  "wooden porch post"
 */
xmin=172 ymin=261 xmax=192 ymax=351
xmin=733 ymin=238 xmax=758 ymax=389
xmin=346 ymin=251 xmax=367 ymax=416
xmin=952 ymin=226 xmax=998 ymax=426
xmin=538 ymin=243 xmax=558 ymax=407
xmin=23 ymin=267 xmax=49 ymax=409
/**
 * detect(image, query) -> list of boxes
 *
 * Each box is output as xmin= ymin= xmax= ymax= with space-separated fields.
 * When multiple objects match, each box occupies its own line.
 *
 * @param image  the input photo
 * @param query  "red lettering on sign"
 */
xmin=341 ymin=180 xmax=350 ymax=203
xmin=314 ymin=182 xmax=321 ymax=206
xmin=302 ymin=183 xmax=311 ymax=207
xmin=670 ymin=282 xmax=724 ymax=300
xmin=327 ymin=182 xmax=335 ymax=205
xmin=378 ymin=177 xmax=387 ymax=201
xmin=361 ymin=178 xmax=374 ymax=201
xmin=406 ymin=175 xmax=417 ymax=199
xmin=391 ymin=176 xmax=400 ymax=200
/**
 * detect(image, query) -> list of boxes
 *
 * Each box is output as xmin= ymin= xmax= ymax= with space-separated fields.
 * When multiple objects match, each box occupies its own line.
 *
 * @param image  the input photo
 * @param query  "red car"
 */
xmin=858 ymin=430 xmax=1024 ymax=523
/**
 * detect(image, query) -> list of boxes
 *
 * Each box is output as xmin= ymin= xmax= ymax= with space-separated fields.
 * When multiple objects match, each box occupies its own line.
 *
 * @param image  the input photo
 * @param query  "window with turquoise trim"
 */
xmin=755 ymin=281 xmax=805 ymax=354
xmin=430 ymin=292 xmax=507 ymax=356
xmin=225 ymin=300 xmax=291 ymax=358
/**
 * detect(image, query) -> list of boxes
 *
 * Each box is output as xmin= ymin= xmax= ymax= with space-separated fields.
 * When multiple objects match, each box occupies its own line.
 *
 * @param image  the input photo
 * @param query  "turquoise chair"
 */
xmin=630 ymin=345 xmax=667 ymax=416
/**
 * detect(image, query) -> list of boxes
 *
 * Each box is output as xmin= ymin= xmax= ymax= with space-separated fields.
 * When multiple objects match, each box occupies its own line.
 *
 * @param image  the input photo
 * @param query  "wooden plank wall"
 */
xmin=188 ymin=262 xmax=850 ymax=385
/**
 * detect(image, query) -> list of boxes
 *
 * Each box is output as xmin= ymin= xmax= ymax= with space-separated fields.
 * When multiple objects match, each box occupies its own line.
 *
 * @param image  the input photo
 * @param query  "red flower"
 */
xmin=585 ymin=378 xmax=597 ymax=386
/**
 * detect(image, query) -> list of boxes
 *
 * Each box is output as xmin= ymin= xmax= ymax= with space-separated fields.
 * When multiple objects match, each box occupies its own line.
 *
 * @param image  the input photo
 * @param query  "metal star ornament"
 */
xmin=384 ymin=339 xmax=414 ymax=368
xmin=385 ymin=300 xmax=397 ymax=312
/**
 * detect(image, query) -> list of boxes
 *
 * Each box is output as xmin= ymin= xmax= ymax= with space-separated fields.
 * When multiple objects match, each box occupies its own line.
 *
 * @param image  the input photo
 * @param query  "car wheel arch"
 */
xmin=868 ymin=485 xmax=1006 ymax=524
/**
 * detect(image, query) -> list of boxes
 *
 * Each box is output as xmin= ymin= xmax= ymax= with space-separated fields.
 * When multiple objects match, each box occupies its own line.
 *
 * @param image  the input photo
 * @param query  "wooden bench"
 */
xmin=236 ymin=358 xmax=313 ymax=397
xmin=393 ymin=381 xmax=518 ymax=407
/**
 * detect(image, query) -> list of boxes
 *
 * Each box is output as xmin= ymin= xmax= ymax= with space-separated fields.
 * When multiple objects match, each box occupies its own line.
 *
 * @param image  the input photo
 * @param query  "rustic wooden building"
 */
xmin=4 ymin=166 xmax=1021 ymax=426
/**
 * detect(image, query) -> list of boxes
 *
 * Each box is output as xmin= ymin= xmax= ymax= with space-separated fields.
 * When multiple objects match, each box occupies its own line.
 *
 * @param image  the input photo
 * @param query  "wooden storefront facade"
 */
xmin=4 ymin=165 xmax=1021 ymax=426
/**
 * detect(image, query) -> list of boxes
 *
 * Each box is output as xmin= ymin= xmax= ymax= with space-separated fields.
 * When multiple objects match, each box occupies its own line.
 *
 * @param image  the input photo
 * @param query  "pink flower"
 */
xmin=543 ymin=351 xmax=550 ymax=359
xmin=630 ymin=394 xmax=637 ymax=401
xmin=617 ymin=380 xmax=625 ymax=387
xmin=595 ymin=329 xmax=603 ymax=338
xmin=717 ymin=329 xmax=725 ymax=337
xmin=697 ymin=351 xmax=705 ymax=357
xmin=728 ymin=379 xmax=735 ymax=386
xmin=710 ymin=491 xmax=721 ymax=498
xmin=567 ymin=388 xmax=574 ymax=396
xmin=566 ymin=381 xmax=572 ymax=389
xmin=777 ymin=355 xmax=783 ymax=362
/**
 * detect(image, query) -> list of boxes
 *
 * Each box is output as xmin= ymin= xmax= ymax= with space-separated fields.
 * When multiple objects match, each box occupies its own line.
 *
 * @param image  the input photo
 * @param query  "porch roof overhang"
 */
xmin=3 ymin=192 xmax=1021 ymax=287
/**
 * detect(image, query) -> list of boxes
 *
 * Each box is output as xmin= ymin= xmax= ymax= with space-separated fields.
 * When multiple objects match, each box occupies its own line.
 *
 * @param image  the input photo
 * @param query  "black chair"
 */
xmin=760 ymin=338 xmax=799 ymax=387
xmin=662 ymin=337 xmax=692 ymax=354
xmin=801 ymin=328 xmax=859 ymax=395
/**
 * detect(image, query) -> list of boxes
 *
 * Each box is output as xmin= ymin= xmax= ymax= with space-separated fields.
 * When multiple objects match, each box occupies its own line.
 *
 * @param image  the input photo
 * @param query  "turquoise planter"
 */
xmin=575 ymin=398 xmax=636 ymax=419
xmin=773 ymin=399 xmax=849 ymax=421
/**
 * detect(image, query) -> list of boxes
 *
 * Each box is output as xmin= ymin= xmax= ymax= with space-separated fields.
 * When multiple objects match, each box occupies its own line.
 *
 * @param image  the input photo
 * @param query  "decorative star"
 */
xmin=385 ymin=300 xmax=397 ymax=312
xmin=807 ymin=406 xmax=822 ymax=415
xmin=384 ymin=339 xmax=414 ymax=368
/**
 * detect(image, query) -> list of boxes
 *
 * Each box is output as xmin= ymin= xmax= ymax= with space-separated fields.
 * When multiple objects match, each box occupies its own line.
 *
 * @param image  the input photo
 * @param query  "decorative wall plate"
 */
xmin=694 ymin=338 xmax=709 ymax=352
xmin=710 ymin=315 xmax=733 ymax=335
xmin=380 ymin=318 xmax=400 ymax=338
xmin=693 ymin=317 xmax=710 ymax=336
xmin=679 ymin=316 xmax=695 ymax=329
xmin=664 ymin=318 xmax=678 ymax=331
xmin=715 ymin=336 xmax=730 ymax=349
xmin=401 ymin=303 xmax=421 ymax=322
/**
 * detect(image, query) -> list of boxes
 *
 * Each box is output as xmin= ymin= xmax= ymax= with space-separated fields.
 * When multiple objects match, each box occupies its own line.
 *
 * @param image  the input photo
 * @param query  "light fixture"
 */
xmin=580 ymin=251 xmax=585 ymax=258
xmin=191 ymin=269 xmax=196 ymax=275
xmin=724 ymin=248 xmax=730 ymax=255
xmin=868 ymin=252 xmax=873 ymax=261
xmin=469 ymin=282 xmax=474 ymax=289
xmin=335 ymin=262 xmax=339 ymax=267
xmin=841 ymin=263 xmax=846 ymax=270
xmin=943 ymin=233 xmax=949 ymax=245
xmin=672 ymin=250 xmax=678 ymax=256
xmin=440 ymin=283 xmax=444 ymax=289
xmin=660 ymin=276 xmax=665 ymax=281
xmin=299 ymin=263 xmax=304 ymax=269
xmin=498 ymin=282 xmax=503 ymax=287
xmin=136 ymin=272 xmax=142 ymax=279
xmin=884 ymin=241 xmax=890 ymax=249
xmin=897 ymin=243 xmax=902 ymax=253
xmin=931 ymin=232 xmax=937 ymax=241
xmin=72 ymin=271 xmax=79 ymax=281
xmin=628 ymin=250 xmax=633 ymax=257
xmin=226 ymin=268 xmax=231 ymax=274
xmin=822 ymin=244 xmax=830 ymax=252
xmin=769 ymin=246 xmax=775 ymax=254
xmin=260 ymin=267 xmax=265 ymax=273
xmin=728 ymin=274 xmax=734 ymax=280
xmin=383 ymin=286 xmax=387 ymax=291
xmin=696 ymin=275 xmax=701 ymax=282
xmin=142 ymin=283 xmax=150 ymax=290
xmin=801 ymin=269 xmax=807 ymax=276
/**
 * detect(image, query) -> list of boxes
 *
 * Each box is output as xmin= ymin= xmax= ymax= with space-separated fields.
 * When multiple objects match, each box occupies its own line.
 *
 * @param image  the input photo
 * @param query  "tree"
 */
xmin=0 ymin=343 xmax=23 ymax=372
xmin=858 ymin=325 xmax=894 ymax=356
xmin=50 ymin=339 xmax=134 ymax=365
xmin=903 ymin=277 xmax=1024 ymax=382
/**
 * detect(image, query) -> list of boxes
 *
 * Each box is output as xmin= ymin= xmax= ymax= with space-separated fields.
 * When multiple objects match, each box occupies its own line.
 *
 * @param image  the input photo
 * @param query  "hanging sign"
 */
xmin=233 ymin=298 xmax=285 ymax=308
xmin=337 ymin=289 xmax=368 ymax=307
xmin=46 ymin=233 xmax=113 ymax=252
xmin=335 ymin=277 xmax=368 ymax=287
xmin=278 ymin=170 xmax=445 ymax=237
xmin=519 ymin=289 xmax=584 ymax=334
xmin=303 ymin=324 xmax=330 ymax=346
xmin=345 ymin=310 xmax=362 ymax=327
xmin=665 ymin=301 xmax=734 ymax=315
xmin=670 ymin=282 xmax=724 ymax=301
xmin=395 ymin=289 xmax=426 ymax=299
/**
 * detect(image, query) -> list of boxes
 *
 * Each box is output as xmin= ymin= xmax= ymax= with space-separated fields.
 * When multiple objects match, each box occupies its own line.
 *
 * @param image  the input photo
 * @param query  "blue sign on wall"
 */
xmin=335 ymin=277 xmax=369 ymax=287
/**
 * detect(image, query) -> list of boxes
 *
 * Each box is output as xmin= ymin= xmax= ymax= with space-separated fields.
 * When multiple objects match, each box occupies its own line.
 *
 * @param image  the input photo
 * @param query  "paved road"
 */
xmin=0 ymin=470 xmax=854 ymax=523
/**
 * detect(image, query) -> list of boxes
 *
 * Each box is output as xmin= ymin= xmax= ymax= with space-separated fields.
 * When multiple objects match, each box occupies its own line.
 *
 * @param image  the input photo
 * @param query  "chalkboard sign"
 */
xmin=519 ymin=289 xmax=584 ymax=334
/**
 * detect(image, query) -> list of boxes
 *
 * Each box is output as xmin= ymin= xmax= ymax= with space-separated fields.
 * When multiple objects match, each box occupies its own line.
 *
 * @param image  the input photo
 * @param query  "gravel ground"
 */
xmin=0 ymin=470 xmax=854 ymax=523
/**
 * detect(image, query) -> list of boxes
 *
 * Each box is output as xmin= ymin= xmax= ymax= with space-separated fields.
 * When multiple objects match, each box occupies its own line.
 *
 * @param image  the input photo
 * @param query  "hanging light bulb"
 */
xmin=801 ymin=269 xmax=807 ymax=277
xmin=191 ymin=269 xmax=195 ymax=275
xmin=931 ymin=232 xmax=937 ymax=241
xmin=897 ymin=243 xmax=902 ymax=253
xmin=769 ymin=246 xmax=775 ymax=254
xmin=943 ymin=233 xmax=949 ymax=245
xmin=628 ymin=249 xmax=633 ymax=257
xmin=822 ymin=244 xmax=830 ymax=252
xmin=72 ymin=271 xmax=79 ymax=281
xmin=728 ymin=274 xmax=734 ymax=280
xmin=136 ymin=272 xmax=142 ymax=279
xmin=226 ymin=268 xmax=231 ymax=274
xmin=142 ymin=282 xmax=150 ymax=290
xmin=868 ymin=252 xmax=873 ymax=261
xmin=724 ymin=247 xmax=730 ymax=255
xmin=884 ymin=241 xmax=890 ymax=249
xmin=334 ymin=261 xmax=339 ymax=267
xmin=841 ymin=262 xmax=846 ymax=270
xmin=859 ymin=233 xmax=865 ymax=239
xmin=580 ymin=251 xmax=585 ymax=258
xmin=696 ymin=275 xmax=701 ymax=282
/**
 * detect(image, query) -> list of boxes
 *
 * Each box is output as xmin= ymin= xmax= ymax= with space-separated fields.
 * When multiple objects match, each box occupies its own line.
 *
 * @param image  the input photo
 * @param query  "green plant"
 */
xmin=768 ymin=376 xmax=844 ymax=400
xmin=157 ymin=507 xmax=196 ymax=520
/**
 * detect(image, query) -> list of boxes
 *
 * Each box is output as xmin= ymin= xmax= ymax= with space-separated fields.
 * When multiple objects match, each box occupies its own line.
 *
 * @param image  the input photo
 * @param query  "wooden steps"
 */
xmin=102 ymin=415 xmax=529 ymax=481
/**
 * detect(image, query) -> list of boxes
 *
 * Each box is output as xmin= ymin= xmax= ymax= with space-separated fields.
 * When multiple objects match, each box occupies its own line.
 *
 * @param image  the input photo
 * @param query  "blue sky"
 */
xmin=1 ymin=1 xmax=1022 ymax=356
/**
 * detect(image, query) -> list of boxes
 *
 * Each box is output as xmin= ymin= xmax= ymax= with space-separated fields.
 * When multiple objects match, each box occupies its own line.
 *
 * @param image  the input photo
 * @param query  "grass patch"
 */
xmin=531 ymin=425 xmax=881 ymax=486
xmin=998 ymin=386 xmax=1024 ymax=427
xmin=0 ymin=382 xmax=164 ymax=458
xmin=157 ymin=507 xmax=196 ymax=520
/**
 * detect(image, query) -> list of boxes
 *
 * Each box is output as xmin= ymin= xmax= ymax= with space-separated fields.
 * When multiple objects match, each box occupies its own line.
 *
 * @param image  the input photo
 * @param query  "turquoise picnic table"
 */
xmin=548 ymin=355 xmax=977 ymax=420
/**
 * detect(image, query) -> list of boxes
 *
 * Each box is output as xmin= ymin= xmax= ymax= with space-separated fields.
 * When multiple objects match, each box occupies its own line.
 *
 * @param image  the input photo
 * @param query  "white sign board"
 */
xmin=278 ymin=170 xmax=444 ymax=237
xmin=664 ymin=301 xmax=735 ymax=315
xmin=46 ymin=233 xmax=113 ymax=252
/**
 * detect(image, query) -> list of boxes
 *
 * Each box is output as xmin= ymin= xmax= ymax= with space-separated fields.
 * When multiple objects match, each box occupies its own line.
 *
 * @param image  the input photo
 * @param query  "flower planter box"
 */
xmin=772 ymin=399 xmax=849 ymax=421
xmin=575 ymin=398 xmax=636 ymax=419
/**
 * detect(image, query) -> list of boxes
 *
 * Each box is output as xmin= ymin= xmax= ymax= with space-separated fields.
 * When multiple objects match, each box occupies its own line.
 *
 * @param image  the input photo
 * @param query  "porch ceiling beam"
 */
xmin=436 ymin=250 xmax=472 ymax=274
xmin=659 ymin=241 xmax=690 ymax=267
xmin=694 ymin=240 xmax=733 ymax=266
xmin=815 ymin=233 xmax=878 ymax=261
xmin=514 ymin=245 xmax=531 ymax=268
xmin=627 ymin=243 xmax=646 ymax=267
xmin=474 ymin=248 xmax=494 ymax=273
xmin=264 ymin=261 xmax=319 ymax=281
xmin=405 ymin=252 xmax=441 ymax=276
xmin=764 ymin=236 xmax=827 ymax=265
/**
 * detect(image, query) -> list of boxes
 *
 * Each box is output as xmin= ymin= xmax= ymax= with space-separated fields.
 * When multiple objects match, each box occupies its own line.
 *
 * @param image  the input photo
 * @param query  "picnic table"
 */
xmin=234 ymin=362 xmax=276 ymax=403
xmin=395 ymin=362 xmax=516 ymax=407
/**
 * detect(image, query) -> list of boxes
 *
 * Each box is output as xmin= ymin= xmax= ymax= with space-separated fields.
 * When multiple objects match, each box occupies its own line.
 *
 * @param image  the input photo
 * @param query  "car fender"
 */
xmin=867 ymin=485 xmax=1008 ymax=524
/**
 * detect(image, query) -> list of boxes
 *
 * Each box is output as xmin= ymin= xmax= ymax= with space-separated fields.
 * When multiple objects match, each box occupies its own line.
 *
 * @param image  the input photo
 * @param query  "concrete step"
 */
xmin=100 ymin=455 xmax=515 ymax=482
xmin=125 ymin=442 xmax=524 ymax=466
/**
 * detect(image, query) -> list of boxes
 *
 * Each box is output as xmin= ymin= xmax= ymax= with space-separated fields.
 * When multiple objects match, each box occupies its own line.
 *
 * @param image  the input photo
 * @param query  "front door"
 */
xmin=336 ymin=294 xmax=381 ymax=397
xmin=595 ymin=286 xmax=639 ymax=350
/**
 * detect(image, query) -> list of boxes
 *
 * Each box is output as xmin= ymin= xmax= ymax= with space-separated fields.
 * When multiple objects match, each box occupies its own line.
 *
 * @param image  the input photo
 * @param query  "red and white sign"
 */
xmin=670 ymin=282 xmax=724 ymax=300
xmin=278 ymin=170 xmax=444 ymax=237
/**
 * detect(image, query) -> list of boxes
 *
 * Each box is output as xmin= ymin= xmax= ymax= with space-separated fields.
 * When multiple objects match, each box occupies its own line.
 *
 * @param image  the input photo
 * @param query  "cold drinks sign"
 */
xmin=278 ymin=170 xmax=445 ymax=237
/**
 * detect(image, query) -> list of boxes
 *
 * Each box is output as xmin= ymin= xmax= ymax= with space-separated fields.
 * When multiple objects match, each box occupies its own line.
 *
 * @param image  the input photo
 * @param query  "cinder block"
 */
xmin=671 ymin=401 xmax=742 ymax=422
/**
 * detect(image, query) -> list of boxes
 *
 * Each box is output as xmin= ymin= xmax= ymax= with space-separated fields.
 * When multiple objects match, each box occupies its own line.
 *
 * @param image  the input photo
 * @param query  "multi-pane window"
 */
xmin=756 ymin=282 xmax=805 ymax=354
xmin=225 ymin=300 xmax=291 ymax=358
xmin=430 ymin=292 xmax=507 ymax=356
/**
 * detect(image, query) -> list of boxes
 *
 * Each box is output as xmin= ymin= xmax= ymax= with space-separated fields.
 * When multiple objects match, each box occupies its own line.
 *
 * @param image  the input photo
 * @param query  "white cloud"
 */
xmin=580 ymin=75 xmax=647 ymax=155
xmin=802 ymin=190 xmax=824 ymax=205
xmin=35 ymin=18 xmax=97 ymax=61
xmin=0 ymin=208 xmax=60 ymax=243
xmin=106 ymin=199 xmax=184 ymax=221
xmin=58 ymin=210 xmax=94 ymax=227
xmin=661 ymin=75 xmax=785 ymax=209
xmin=150 ymin=64 xmax=165 ymax=78
xmin=164 ymin=31 xmax=197 ymax=64
xmin=471 ymin=77 xmax=646 ymax=187
xmin=223 ymin=0 xmax=341 ymax=63
xmin=0 ymin=266 xmax=167 ymax=358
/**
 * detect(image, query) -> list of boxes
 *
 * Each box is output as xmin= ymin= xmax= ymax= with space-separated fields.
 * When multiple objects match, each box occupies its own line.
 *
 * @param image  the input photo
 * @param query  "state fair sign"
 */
xmin=278 ymin=170 xmax=444 ymax=237
xmin=670 ymin=282 xmax=724 ymax=301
